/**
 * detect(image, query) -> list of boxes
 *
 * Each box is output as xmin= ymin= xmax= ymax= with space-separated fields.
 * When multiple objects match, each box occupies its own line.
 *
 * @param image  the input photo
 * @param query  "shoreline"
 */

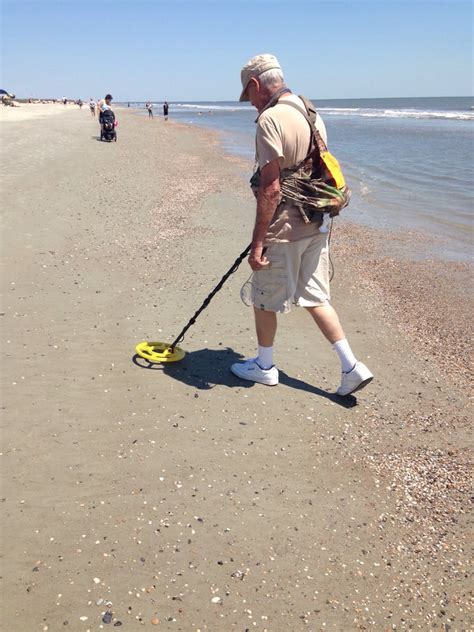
xmin=149 ymin=101 xmax=473 ymax=265
xmin=1 ymin=109 xmax=471 ymax=630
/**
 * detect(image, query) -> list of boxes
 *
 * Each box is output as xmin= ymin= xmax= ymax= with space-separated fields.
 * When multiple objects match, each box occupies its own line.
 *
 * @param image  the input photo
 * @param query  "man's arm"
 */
xmin=249 ymin=158 xmax=281 ymax=271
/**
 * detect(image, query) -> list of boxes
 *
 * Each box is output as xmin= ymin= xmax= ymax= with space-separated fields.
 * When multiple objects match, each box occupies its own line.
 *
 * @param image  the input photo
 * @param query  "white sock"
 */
xmin=333 ymin=339 xmax=357 ymax=373
xmin=257 ymin=345 xmax=274 ymax=370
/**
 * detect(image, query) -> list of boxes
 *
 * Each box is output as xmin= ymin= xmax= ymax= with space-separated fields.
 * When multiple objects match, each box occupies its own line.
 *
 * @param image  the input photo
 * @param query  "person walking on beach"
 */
xmin=230 ymin=54 xmax=373 ymax=397
xmin=146 ymin=101 xmax=154 ymax=118
xmin=98 ymin=94 xmax=113 ymax=124
xmin=89 ymin=98 xmax=96 ymax=117
xmin=98 ymin=94 xmax=114 ymax=135
xmin=163 ymin=101 xmax=169 ymax=120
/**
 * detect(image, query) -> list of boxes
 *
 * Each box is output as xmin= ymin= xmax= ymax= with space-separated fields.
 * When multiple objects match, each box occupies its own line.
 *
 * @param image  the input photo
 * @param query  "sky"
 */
xmin=1 ymin=0 xmax=472 ymax=101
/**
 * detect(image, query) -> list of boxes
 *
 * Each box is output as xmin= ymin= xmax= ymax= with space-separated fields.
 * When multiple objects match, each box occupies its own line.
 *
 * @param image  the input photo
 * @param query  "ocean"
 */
xmin=128 ymin=97 xmax=473 ymax=261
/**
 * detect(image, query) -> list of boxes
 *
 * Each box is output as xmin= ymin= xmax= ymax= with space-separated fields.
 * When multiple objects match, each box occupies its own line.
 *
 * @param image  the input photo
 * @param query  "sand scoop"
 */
xmin=135 ymin=244 xmax=252 ymax=364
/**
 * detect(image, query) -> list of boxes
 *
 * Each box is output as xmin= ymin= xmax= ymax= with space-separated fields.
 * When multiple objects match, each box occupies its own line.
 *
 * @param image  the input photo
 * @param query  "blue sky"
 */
xmin=1 ymin=0 xmax=472 ymax=101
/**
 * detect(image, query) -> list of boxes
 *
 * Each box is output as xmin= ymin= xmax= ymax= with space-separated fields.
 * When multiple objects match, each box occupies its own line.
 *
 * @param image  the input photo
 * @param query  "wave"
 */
xmin=123 ymin=101 xmax=474 ymax=120
xmin=317 ymin=107 xmax=474 ymax=121
xmin=117 ymin=101 xmax=251 ymax=111
xmin=174 ymin=104 xmax=474 ymax=120
xmin=173 ymin=103 xmax=252 ymax=112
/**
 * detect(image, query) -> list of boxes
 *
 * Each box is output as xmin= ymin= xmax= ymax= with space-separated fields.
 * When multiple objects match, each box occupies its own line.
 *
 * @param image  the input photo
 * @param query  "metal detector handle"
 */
xmin=170 ymin=243 xmax=252 ymax=350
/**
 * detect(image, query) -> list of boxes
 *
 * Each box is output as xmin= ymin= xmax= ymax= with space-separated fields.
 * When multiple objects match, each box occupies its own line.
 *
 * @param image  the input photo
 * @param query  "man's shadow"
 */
xmin=132 ymin=346 xmax=357 ymax=408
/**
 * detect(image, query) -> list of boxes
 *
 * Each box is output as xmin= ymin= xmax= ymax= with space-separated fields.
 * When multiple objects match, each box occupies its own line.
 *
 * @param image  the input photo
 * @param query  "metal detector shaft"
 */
xmin=170 ymin=243 xmax=252 ymax=350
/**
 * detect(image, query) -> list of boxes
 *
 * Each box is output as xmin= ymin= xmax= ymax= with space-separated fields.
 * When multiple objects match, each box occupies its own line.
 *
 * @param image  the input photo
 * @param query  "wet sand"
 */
xmin=1 ymin=108 xmax=472 ymax=631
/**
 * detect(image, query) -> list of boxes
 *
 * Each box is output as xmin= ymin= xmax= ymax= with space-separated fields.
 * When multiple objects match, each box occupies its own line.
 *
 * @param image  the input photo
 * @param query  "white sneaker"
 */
xmin=337 ymin=361 xmax=373 ymax=396
xmin=231 ymin=358 xmax=279 ymax=386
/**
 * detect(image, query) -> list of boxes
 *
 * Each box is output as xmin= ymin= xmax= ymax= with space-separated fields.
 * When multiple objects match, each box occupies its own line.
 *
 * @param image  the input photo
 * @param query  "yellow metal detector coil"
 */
xmin=135 ymin=341 xmax=185 ymax=363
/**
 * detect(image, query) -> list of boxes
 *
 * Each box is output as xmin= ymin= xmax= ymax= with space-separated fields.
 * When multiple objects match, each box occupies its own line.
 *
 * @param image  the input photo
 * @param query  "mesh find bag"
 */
xmin=251 ymin=96 xmax=351 ymax=224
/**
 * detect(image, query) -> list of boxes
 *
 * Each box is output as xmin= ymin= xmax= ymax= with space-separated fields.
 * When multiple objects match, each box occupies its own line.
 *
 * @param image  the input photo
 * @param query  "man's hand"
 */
xmin=248 ymin=244 xmax=269 ymax=271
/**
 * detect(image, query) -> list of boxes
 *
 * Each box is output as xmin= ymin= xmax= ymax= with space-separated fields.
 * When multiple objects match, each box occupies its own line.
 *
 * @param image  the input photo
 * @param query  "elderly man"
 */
xmin=230 ymin=54 xmax=373 ymax=397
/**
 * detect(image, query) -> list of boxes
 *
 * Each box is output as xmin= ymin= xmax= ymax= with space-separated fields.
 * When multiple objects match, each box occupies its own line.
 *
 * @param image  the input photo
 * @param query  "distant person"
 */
xmin=89 ymin=98 xmax=96 ymax=117
xmin=62 ymin=96 xmax=67 ymax=105
xmin=163 ymin=101 xmax=169 ymax=120
xmin=98 ymin=95 xmax=114 ymax=134
xmin=77 ymin=99 xmax=83 ymax=109
xmin=127 ymin=102 xmax=130 ymax=108
xmin=146 ymin=101 xmax=154 ymax=118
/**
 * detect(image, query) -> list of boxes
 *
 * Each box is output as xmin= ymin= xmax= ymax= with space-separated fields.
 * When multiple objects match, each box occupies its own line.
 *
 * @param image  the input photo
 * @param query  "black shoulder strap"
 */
xmin=278 ymin=96 xmax=328 ymax=154
xmin=255 ymin=87 xmax=292 ymax=122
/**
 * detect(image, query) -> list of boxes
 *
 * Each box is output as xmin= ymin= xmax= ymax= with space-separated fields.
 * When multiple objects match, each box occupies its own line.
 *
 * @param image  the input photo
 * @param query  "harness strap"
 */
xmin=254 ymin=95 xmax=326 ymax=178
xmin=278 ymin=97 xmax=328 ymax=157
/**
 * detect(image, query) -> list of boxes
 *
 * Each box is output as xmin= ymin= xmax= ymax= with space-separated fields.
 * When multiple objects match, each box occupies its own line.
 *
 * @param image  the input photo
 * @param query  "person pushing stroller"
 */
xmin=98 ymin=94 xmax=117 ymax=142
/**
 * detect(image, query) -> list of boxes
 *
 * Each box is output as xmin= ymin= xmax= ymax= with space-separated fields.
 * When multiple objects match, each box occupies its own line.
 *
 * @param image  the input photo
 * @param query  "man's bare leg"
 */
xmin=252 ymin=307 xmax=277 ymax=368
xmin=230 ymin=307 xmax=279 ymax=384
xmin=305 ymin=304 xmax=356 ymax=370
xmin=304 ymin=304 xmax=344 ymax=344
xmin=232 ymin=303 xmax=372 ymax=393
xmin=305 ymin=303 xmax=373 ymax=394
xmin=254 ymin=307 xmax=277 ymax=347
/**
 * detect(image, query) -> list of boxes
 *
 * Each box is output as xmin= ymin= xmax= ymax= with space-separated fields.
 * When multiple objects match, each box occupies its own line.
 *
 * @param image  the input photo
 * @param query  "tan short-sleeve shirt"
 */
xmin=256 ymin=94 xmax=328 ymax=243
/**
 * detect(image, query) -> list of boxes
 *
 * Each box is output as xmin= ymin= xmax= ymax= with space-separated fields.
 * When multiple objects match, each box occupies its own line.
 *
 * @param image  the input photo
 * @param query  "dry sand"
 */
xmin=1 ymin=108 xmax=472 ymax=631
xmin=0 ymin=102 xmax=81 ymax=122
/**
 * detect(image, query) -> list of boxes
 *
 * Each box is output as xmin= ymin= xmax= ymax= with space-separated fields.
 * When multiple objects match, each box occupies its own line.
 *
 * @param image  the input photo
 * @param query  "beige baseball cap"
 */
xmin=239 ymin=54 xmax=282 ymax=102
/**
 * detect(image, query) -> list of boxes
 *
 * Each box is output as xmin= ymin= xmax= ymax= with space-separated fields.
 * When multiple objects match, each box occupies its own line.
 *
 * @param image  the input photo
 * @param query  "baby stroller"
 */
xmin=100 ymin=109 xmax=117 ymax=142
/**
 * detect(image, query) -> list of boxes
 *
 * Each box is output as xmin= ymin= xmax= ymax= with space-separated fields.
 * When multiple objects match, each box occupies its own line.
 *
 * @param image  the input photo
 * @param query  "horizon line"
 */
xmin=18 ymin=95 xmax=473 ymax=102
xmin=116 ymin=95 xmax=474 ymax=102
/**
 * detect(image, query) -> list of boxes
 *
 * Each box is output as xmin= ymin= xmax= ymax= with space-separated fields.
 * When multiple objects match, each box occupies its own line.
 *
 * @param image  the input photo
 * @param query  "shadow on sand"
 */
xmin=132 ymin=346 xmax=357 ymax=408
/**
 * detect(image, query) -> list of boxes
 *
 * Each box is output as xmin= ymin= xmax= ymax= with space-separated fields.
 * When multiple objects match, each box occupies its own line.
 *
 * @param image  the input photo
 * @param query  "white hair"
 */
xmin=258 ymin=68 xmax=285 ymax=88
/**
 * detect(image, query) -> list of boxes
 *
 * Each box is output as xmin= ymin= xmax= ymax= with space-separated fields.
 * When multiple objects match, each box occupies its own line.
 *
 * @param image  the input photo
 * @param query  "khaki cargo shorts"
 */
xmin=250 ymin=233 xmax=330 ymax=313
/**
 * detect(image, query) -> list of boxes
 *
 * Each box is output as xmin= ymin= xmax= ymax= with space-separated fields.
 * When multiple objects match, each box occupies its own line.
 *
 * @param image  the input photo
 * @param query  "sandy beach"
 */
xmin=1 ymin=106 xmax=471 ymax=631
xmin=0 ymin=102 xmax=80 ymax=122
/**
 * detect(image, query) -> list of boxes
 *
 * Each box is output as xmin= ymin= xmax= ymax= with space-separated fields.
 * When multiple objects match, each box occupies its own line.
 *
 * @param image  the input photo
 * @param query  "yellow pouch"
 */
xmin=320 ymin=151 xmax=346 ymax=189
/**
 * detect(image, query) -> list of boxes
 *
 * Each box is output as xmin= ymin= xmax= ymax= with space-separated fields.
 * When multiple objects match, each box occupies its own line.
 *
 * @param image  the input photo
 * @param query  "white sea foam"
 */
xmin=126 ymin=101 xmax=473 ymax=120
xmin=174 ymin=103 xmax=252 ymax=111
xmin=318 ymin=107 xmax=474 ymax=121
xmin=170 ymin=103 xmax=473 ymax=120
